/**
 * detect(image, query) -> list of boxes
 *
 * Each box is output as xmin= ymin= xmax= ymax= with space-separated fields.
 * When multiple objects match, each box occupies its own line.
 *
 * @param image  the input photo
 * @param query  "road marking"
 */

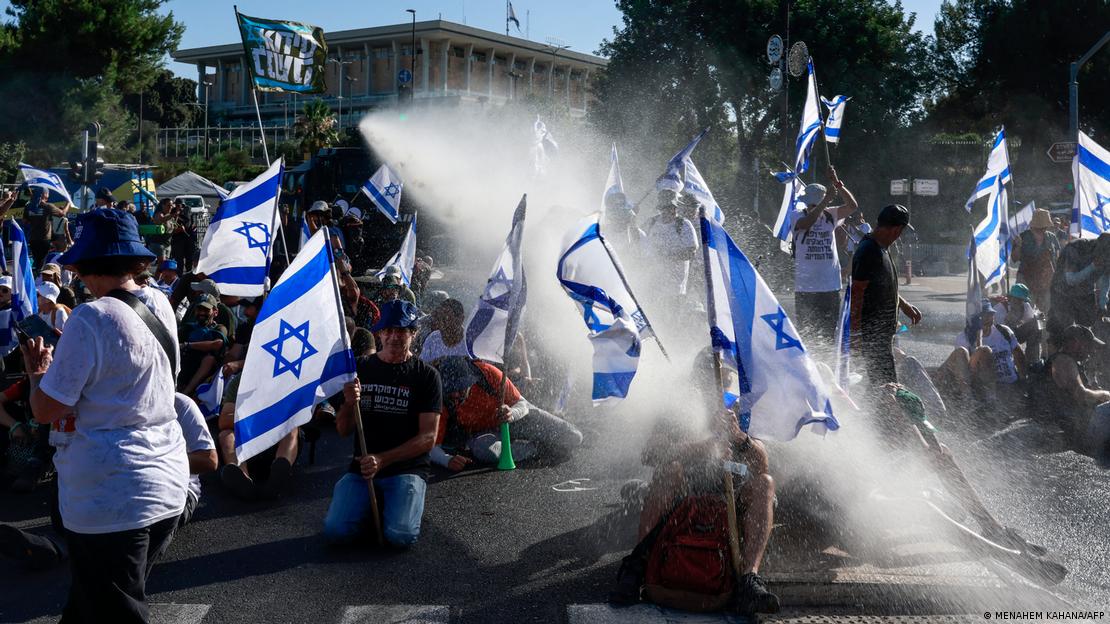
xmin=567 ymin=604 xmax=747 ymax=623
xmin=25 ymin=603 xmax=210 ymax=624
xmin=340 ymin=604 xmax=451 ymax=624
xmin=552 ymin=478 xmax=599 ymax=492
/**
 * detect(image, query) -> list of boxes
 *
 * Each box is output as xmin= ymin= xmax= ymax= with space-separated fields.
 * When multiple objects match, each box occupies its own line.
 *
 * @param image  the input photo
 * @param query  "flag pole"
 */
xmin=810 ymin=60 xmax=833 ymax=169
xmin=596 ymin=222 xmax=670 ymax=361
xmin=495 ymin=195 xmax=528 ymax=472
xmin=695 ymin=205 xmax=743 ymax=579
xmin=235 ymin=5 xmax=271 ymax=164
xmin=325 ymin=233 xmax=384 ymax=545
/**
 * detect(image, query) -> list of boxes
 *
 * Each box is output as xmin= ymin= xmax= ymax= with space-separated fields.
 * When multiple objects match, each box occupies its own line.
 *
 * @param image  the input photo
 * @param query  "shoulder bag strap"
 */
xmin=105 ymin=289 xmax=179 ymax=375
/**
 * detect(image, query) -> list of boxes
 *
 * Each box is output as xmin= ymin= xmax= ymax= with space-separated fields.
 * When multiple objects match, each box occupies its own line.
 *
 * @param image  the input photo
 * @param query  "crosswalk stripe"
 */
xmin=339 ymin=605 xmax=451 ymax=624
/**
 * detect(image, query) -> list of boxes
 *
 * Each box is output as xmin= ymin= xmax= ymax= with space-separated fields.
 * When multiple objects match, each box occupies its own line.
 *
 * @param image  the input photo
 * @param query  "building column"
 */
xmin=441 ymin=40 xmax=451 ymax=92
xmin=421 ymin=37 xmax=430 ymax=93
xmin=196 ymin=63 xmax=206 ymax=101
xmin=566 ymin=68 xmax=572 ymax=107
xmin=240 ymin=62 xmax=249 ymax=106
xmin=464 ymin=43 xmax=474 ymax=95
xmin=548 ymin=62 xmax=555 ymax=100
xmin=391 ymin=40 xmax=399 ymax=96
xmin=582 ymin=69 xmax=590 ymax=111
xmin=507 ymin=53 xmax=516 ymax=99
xmin=527 ymin=57 xmax=535 ymax=93
xmin=364 ymin=43 xmax=372 ymax=95
xmin=487 ymin=47 xmax=496 ymax=98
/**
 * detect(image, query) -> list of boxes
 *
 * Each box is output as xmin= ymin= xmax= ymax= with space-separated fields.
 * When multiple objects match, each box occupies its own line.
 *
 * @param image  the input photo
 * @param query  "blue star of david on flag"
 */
xmin=233 ymin=221 xmax=272 ymax=256
xmin=1095 ymin=194 xmax=1110 ymax=231
xmin=261 ymin=319 xmax=318 ymax=378
xmin=383 ymin=183 xmax=400 ymax=198
xmin=761 ymin=308 xmax=804 ymax=352
xmin=481 ymin=267 xmax=515 ymax=310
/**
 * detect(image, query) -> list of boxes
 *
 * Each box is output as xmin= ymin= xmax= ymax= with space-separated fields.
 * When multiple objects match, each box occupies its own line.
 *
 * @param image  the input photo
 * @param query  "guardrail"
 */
xmin=155 ymin=126 xmax=295 ymax=160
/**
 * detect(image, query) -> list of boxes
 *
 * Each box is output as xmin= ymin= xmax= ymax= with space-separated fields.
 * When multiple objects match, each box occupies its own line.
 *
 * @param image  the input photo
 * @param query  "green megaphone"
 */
xmin=497 ymin=422 xmax=516 ymax=470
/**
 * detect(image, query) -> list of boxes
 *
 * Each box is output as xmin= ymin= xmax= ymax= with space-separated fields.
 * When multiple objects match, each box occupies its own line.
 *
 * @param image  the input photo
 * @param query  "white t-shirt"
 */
xmin=419 ymin=330 xmax=472 ymax=363
xmin=175 ymin=393 xmax=215 ymax=501
xmin=40 ymin=286 xmax=189 ymax=534
xmin=646 ymin=216 xmax=699 ymax=295
xmin=39 ymin=307 xmax=68 ymax=332
xmin=793 ymin=208 xmax=842 ymax=292
xmin=955 ymin=324 xmax=1019 ymax=384
xmin=993 ymin=301 xmax=1035 ymax=326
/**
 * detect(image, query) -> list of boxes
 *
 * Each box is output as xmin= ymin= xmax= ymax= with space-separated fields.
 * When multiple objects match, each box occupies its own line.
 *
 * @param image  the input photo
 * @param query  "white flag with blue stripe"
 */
xmin=361 ymin=164 xmax=403 ymax=224
xmin=195 ymin=368 xmax=226 ymax=420
xmin=973 ymin=176 xmax=1008 ymax=288
xmin=700 ymin=213 xmax=837 ymax=440
xmin=557 ymin=214 xmax=651 ymax=404
xmin=1071 ymin=131 xmax=1110 ymax=240
xmin=18 ymin=163 xmax=74 ymax=206
xmin=771 ymin=62 xmax=823 ymax=250
xmin=376 ymin=214 xmax=417 ymax=286
xmin=965 ymin=128 xmax=1012 ymax=212
xmin=466 ymin=195 xmax=527 ymax=364
xmin=655 ymin=129 xmax=724 ymax=223
xmin=234 ymin=229 xmax=355 ymax=462
xmin=9 ymin=219 xmax=38 ymax=322
xmin=195 ymin=159 xmax=283 ymax=297
xmin=1008 ymin=201 xmax=1035 ymax=240
xmin=834 ymin=279 xmax=851 ymax=394
xmin=820 ymin=95 xmax=850 ymax=144
xmin=299 ymin=215 xmax=311 ymax=251
xmin=602 ymin=143 xmax=624 ymax=209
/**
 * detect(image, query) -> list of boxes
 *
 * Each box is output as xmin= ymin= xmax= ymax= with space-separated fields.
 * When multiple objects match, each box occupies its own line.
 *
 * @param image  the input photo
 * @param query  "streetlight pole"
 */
xmin=1069 ymin=30 xmax=1110 ymax=140
xmin=329 ymin=57 xmax=354 ymax=129
xmin=202 ymin=78 xmax=213 ymax=160
xmin=138 ymin=90 xmax=143 ymax=165
xmin=542 ymin=43 xmax=570 ymax=113
xmin=406 ymin=9 xmax=416 ymax=103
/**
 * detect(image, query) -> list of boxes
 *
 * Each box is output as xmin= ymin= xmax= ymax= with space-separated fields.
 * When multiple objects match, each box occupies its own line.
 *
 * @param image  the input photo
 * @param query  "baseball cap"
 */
xmin=194 ymin=294 xmax=217 ymax=310
xmin=980 ymin=299 xmax=996 ymax=314
xmin=308 ymin=200 xmax=330 ymax=214
xmin=190 ymin=278 xmax=220 ymax=298
xmin=877 ymin=204 xmax=911 ymax=227
xmin=370 ymin=300 xmax=420 ymax=332
xmin=0 ymin=276 xmax=13 ymax=290
xmin=159 ymin=259 xmax=179 ymax=273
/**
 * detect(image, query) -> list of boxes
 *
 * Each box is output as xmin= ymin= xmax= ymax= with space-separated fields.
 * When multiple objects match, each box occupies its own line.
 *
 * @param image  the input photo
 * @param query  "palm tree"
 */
xmin=293 ymin=99 xmax=339 ymax=160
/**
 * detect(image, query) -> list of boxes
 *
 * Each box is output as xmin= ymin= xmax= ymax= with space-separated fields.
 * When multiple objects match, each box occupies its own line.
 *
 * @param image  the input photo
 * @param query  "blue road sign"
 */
xmin=398 ymin=69 xmax=412 ymax=84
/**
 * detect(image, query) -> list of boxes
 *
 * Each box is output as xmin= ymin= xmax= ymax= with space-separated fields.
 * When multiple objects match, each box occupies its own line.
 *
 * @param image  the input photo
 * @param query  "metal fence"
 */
xmin=896 ymin=242 xmax=969 ymax=276
xmin=155 ymin=126 xmax=295 ymax=160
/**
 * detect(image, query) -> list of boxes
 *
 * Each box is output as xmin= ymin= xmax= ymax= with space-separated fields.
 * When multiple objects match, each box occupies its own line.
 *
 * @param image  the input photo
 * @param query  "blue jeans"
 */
xmin=322 ymin=472 xmax=426 ymax=547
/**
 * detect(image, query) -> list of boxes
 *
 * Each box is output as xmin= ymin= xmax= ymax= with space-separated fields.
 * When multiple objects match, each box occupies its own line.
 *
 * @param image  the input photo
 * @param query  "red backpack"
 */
xmin=643 ymin=495 xmax=736 ymax=611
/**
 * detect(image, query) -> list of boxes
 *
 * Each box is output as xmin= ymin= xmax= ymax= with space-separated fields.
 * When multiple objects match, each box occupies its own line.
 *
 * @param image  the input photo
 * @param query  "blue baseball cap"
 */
xmin=159 ymin=259 xmax=179 ymax=273
xmin=58 ymin=209 xmax=155 ymax=266
xmin=370 ymin=300 xmax=420 ymax=332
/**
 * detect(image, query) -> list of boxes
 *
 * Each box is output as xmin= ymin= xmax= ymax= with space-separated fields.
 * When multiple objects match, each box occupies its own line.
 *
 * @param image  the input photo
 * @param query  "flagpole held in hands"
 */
xmin=596 ymin=225 xmax=670 ymax=362
xmin=810 ymin=60 xmax=833 ymax=169
xmin=695 ymin=206 xmax=743 ymax=579
xmin=326 ymin=234 xmax=384 ymax=545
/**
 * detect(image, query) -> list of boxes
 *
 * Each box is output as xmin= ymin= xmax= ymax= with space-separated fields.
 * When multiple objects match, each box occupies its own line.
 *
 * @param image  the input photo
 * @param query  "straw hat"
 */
xmin=1030 ymin=208 xmax=1053 ymax=230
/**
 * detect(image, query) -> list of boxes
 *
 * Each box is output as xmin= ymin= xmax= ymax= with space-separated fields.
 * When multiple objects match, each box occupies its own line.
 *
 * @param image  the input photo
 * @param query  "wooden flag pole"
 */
xmin=696 ymin=206 xmax=743 ymax=579
xmin=596 ymin=222 xmax=671 ymax=362
xmin=324 ymin=233 xmax=383 ymax=545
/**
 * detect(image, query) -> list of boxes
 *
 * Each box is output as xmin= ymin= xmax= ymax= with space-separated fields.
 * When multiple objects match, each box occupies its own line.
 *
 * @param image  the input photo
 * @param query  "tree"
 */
xmin=293 ymin=99 xmax=339 ymax=160
xmin=122 ymin=69 xmax=198 ymax=129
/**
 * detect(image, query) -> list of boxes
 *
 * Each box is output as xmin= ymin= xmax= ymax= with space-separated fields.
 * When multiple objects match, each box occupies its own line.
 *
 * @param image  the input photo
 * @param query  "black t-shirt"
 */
xmin=852 ymin=235 xmax=899 ymax=338
xmin=235 ymin=319 xmax=255 ymax=348
xmin=345 ymin=354 xmax=442 ymax=478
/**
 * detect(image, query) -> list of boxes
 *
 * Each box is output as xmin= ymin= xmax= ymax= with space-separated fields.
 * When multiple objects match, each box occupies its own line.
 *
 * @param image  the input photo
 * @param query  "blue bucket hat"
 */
xmin=370 ymin=300 xmax=420 ymax=332
xmin=59 ymin=209 xmax=155 ymax=266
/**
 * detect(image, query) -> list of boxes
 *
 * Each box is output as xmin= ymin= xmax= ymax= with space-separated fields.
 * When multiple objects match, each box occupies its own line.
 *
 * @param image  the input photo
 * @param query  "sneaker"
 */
xmin=734 ymin=572 xmax=780 ymax=615
xmin=0 ymin=524 xmax=63 ymax=570
xmin=259 ymin=458 xmax=292 ymax=500
xmin=220 ymin=464 xmax=257 ymax=500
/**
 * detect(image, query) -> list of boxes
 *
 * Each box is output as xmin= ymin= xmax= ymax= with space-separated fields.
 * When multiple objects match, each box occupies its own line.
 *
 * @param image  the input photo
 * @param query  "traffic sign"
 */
xmin=913 ymin=179 xmax=939 ymax=196
xmin=890 ymin=179 xmax=909 ymax=196
xmin=767 ymin=35 xmax=784 ymax=65
xmin=768 ymin=67 xmax=783 ymax=91
xmin=1046 ymin=141 xmax=1077 ymax=164
xmin=398 ymin=69 xmax=412 ymax=84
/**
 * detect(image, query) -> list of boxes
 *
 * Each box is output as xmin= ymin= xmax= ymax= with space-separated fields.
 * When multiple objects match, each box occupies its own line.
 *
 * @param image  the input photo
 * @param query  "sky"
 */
xmin=157 ymin=0 xmax=943 ymax=79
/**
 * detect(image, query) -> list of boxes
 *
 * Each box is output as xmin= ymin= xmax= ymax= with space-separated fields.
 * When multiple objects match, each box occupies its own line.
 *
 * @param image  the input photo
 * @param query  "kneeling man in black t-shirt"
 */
xmin=324 ymin=300 xmax=442 ymax=547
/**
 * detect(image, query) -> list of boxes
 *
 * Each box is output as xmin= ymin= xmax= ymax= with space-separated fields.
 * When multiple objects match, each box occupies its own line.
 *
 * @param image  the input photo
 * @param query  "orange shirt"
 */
xmin=452 ymin=361 xmax=522 ymax=434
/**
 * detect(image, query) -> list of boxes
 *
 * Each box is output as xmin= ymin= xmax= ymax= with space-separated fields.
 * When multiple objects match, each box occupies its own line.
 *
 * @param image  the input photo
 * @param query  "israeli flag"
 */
xmin=8 ymin=219 xmax=38 ymax=322
xmin=376 ymin=214 xmax=417 ymax=286
xmin=834 ymin=280 xmax=851 ymax=394
xmin=195 ymin=159 xmax=283 ymax=297
xmin=972 ymin=176 xmax=1008 ymax=287
xmin=1071 ymin=131 xmax=1110 ymax=240
xmin=683 ymin=158 xmax=725 ymax=224
xmin=655 ymin=129 xmax=724 ymax=223
xmin=299 ymin=216 xmax=311 ymax=251
xmin=602 ymin=143 xmax=624 ymax=209
xmin=466 ymin=195 xmax=527 ymax=364
xmin=965 ymin=128 xmax=1012 ymax=212
xmin=557 ymin=214 xmax=651 ymax=404
xmin=195 ymin=368 xmax=226 ymax=420
xmin=234 ymin=229 xmax=356 ymax=462
xmin=771 ymin=63 xmax=822 ymax=250
xmin=821 ymin=95 xmax=850 ymax=144
xmin=18 ymin=163 xmax=73 ymax=206
xmin=1008 ymin=201 xmax=1035 ymax=240
xmin=361 ymin=164 xmax=403 ymax=224
xmin=700 ymin=214 xmax=837 ymax=440
xmin=656 ymin=128 xmax=708 ymax=193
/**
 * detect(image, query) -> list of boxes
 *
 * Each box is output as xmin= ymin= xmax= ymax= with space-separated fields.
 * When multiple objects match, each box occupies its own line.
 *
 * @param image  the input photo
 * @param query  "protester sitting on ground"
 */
xmin=326 ymin=300 xmax=441 ymax=548
xmin=216 ymin=374 xmax=299 ymax=500
xmin=413 ymin=290 xmax=450 ymax=353
xmin=178 ymin=295 xmax=228 ymax=396
xmin=1043 ymin=325 xmax=1110 ymax=456
xmin=644 ymin=189 xmax=699 ymax=306
xmin=1013 ymin=209 xmax=1060 ymax=313
xmin=609 ymin=350 xmax=778 ymax=615
xmin=418 ymin=299 xmax=471 ymax=363
xmin=936 ymin=302 xmax=1025 ymax=411
xmin=22 ymin=208 xmax=188 ymax=621
xmin=993 ymin=283 xmax=1045 ymax=362
xmin=603 ymin=191 xmax=646 ymax=259
xmin=431 ymin=356 xmax=581 ymax=470
xmin=0 ymin=392 xmax=217 ymax=572
xmin=792 ymin=167 xmax=859 ymax=345
xmin=184 ymin=278 xmax=237 ymax=341
xmin=1047 ymin=234 xmax=1107 ymax=336
xmin=36 ymin=282 xmax=69 ymax=334
xmin=374 ymin=265 xmax=418 ymax=306
xmin=155 ymin=259 xmax=180 ymax=298
xmin=0 ymin=376 xmax=50 ymax=492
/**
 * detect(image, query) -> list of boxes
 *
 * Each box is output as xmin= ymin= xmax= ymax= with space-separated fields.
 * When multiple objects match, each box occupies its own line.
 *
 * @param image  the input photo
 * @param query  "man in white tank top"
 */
xmin=792 ymin=167 xmax=859 ymax=346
